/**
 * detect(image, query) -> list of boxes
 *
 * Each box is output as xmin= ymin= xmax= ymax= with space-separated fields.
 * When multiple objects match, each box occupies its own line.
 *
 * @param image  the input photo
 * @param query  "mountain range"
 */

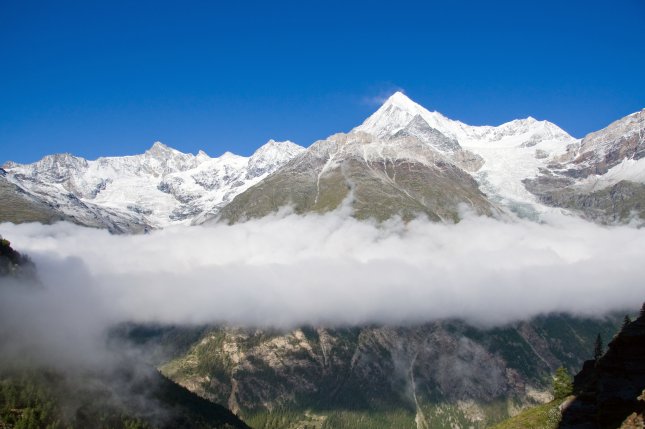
xmin=2 ymin=94 xmax=643 ymax=428
xmin=2 ymin=92 xmax=644 ymax=230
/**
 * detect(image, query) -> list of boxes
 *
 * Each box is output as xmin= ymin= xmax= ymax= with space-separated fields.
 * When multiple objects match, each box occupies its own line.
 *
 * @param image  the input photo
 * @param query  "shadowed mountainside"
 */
xmin=156 ymin=315 xmax=622 ymax=429
xmin=558 ymin=306 xmax=645 ymax=429
xmin=0 ymin=239 xmax=251 ymax=429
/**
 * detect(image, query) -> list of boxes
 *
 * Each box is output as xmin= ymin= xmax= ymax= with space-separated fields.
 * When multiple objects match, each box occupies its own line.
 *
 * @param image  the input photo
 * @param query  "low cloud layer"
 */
xmin=1 ymin=211 xmax=642 ymax=337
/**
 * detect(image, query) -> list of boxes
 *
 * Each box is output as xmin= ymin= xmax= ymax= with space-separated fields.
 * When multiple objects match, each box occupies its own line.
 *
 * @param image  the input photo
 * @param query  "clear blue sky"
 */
xmin=1 ymin=0 xmax=644 ymax=163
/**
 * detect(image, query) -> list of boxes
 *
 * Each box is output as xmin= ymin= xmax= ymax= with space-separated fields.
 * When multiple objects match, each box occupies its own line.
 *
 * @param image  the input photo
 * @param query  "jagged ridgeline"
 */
xmin=142 ymin=314 xmax=623 ymax=429
xmin=2 ymin=94 xmax=644 ymax=230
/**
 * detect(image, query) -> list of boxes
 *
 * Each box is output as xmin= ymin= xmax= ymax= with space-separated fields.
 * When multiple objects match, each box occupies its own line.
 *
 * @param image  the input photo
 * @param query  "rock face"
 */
xmin=160 ymin=315 xmax=622 ymax=428
xmin=568 ymin=110 xmax=645 ymax=178
xmin=524 ymin=179 xmax=645 ymax=223
xmin=524 ymin=110 xmax=645 ymax=223
xmin=559 ymin=308 xmax=645 ymax=429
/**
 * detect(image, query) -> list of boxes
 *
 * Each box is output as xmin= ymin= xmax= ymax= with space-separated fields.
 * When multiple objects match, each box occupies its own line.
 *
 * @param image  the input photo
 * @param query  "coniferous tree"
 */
xmin=594 ymin=334 xmax=604 ymax=362
xmin=553 ymin=366 xmax=573 ymax=400
xmin=622 ymin=315 xmax=632 ymax=329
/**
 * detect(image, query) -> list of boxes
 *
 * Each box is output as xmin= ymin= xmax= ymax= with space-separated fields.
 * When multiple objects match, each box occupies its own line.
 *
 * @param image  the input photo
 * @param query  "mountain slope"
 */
xmin=217 ymin=129 xmax=496 ymax=223
xmin=0 ymin=365 xmax=252 ymax=429
xmin=356 ymin=92 xmax=579 ymax=219
xmin=350 ymin=93 xmax=645 ymax=223
xmin=524 ymin=109 xmax=645 ymax=223
xmin=4 ymin=93 xmax=645 ymax=228
xmin=3 ymin=140 xmax=305 ymax=230
xmin=1 ymin=171 xmax=147 ymax=233
xmin=217 ymin=92 xmax=585 ymax=223
xmin=160 ymin=315 xmax=623 ymax=429
xmin=0 ymin=172 xmax=66 ymax=225
xmin=0 ymin=240 xmax=251 ymax=429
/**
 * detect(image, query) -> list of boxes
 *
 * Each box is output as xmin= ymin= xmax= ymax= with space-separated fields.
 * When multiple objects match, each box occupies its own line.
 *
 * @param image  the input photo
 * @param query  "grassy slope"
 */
xmin=487 ymin=399 xmax=564 ymax=429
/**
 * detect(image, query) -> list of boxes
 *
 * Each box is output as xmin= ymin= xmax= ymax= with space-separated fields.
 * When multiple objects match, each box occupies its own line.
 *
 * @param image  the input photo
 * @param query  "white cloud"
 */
xmin=1 ymin=211 xmax=642 ymax=337
xmin=362 ymin=87 xmax=406 ymax=106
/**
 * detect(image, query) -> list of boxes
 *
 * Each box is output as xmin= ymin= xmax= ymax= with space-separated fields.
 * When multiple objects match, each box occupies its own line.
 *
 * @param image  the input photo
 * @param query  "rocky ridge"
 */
xmin=524 ymin=109 xmax=645 ymax=223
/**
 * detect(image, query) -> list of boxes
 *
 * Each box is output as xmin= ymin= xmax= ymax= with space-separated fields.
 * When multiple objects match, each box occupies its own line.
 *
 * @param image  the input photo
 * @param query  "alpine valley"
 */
xmin=1 ymin=93 xmax=644 ymax=429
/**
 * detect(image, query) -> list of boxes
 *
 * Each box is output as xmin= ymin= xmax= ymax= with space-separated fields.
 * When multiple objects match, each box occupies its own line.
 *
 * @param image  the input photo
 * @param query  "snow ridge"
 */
xmin=355 ymin=91 xmax=573 ymax=146
xmin=353 ymin=92 xmax=579 ymax=216
xmin=5 ymin=140 xmax=305 ymax=228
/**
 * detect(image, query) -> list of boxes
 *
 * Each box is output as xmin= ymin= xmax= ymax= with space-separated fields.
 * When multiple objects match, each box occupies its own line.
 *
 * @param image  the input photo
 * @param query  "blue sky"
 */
xmin=1 ymin=0 xmax=644 ymax=163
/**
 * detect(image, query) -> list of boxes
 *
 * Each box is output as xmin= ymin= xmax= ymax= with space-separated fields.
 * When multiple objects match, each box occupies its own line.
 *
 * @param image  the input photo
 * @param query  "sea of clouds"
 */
xmin=1 ymin=211 xmax=642 ymax=336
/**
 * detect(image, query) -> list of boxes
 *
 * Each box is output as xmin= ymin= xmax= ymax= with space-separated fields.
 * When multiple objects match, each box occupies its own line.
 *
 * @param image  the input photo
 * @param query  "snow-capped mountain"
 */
xmin=3 ymin=140 xmax=305 ymax=230
xmin=356 ymin=92 xmax=645 ymax=221
xmin=355 ymin=92 xmax=579 ymax=218
xmin=560 ymin=108 xmax=645 ymax=182
xmin=219 ymin=92 xmax=591 ymax=223
xmin=2 ymin=92 xmax=644 ymax=230
xmin=217 ymin=128 xmax=496 ymax=224
xmin=355 ymin=91 xmax=572 ymax=145
xmin=524 ymin=108 xmax=645 ymax=222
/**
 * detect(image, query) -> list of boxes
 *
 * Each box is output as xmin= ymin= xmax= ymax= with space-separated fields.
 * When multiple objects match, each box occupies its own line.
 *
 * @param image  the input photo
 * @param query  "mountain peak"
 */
xmin=219 ymin=151 xmax=240 ymax=159
xmin=251 ymin=140 xmax=304 ymax=159
xmin=377 ymin=91 xmax=440 ymax=120
xmin=150 ymin=141 xmax=170 ymax=150
xmin=382 ymin=91 xmax=419 ymax=112
xmin=248 ymin=140 xmax=305 ymax=177
xmin=354 ymin=92 xmax=447 ymax=139
xmin=145 ymin=141 xmax=185 ymax=159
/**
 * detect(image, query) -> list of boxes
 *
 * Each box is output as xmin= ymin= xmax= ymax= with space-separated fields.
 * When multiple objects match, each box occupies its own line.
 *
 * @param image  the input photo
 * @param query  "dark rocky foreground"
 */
xmin=559 ymin=307 xmax=645 ymax=429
